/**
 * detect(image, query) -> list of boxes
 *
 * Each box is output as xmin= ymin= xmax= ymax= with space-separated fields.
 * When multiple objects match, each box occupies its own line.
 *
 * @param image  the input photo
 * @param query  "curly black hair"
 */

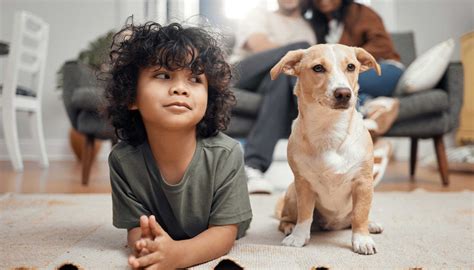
xmin=105 ymin=21 xmax=235 ymax=146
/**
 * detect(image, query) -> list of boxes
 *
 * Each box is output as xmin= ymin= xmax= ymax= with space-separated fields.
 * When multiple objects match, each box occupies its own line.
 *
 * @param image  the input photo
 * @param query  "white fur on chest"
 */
xmin=322 ymin=128 xmax=366 ymax=176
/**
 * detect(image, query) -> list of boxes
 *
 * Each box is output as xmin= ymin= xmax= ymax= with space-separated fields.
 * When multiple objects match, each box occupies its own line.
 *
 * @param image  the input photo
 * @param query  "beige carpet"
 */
xmin=0 ymin=190 xmax=473 ymax=269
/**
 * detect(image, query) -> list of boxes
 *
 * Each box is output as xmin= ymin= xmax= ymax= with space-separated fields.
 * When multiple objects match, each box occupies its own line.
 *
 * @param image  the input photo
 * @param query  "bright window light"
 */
xmin=224 ymin=0 xmax=367 ymax=20
xmin=224 ymin=0 xmax=371 ymax=20
xmin=356 ymin=0 xmax=371 ymax=5
xmin=224 ymin=0 xmax=278 ymax=20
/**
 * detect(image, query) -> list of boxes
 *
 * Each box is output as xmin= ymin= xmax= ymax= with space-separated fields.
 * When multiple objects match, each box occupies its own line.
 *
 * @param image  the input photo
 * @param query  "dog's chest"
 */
xmin=321 ymin=141 xmax=365 ymax=175
xmin=290 ymin=123 xmax=368 ymax=225
xmin=296 ymin=134 xmax=366 ymax=181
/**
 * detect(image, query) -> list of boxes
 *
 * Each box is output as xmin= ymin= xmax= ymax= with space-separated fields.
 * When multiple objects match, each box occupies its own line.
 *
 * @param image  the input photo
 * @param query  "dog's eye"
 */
xmin=312 ymin=64 xmax=325 ymax=73
xmin=347 ymin=63 xmax=356 ymax=71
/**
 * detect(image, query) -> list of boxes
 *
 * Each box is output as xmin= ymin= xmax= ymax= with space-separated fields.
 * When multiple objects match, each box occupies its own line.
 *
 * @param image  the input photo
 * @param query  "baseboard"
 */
xmin=0 ymin=139 xmax=112 ymax=161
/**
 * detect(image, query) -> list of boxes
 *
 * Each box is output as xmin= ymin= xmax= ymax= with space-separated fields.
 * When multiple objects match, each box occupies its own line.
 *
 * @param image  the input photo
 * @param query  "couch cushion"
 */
xmin=395 ymin=38 xmax=455 ymax=95
xmin=232 ymin=88 xmax=262 ymax=117
xmin=395 ymin=89 xmax=449 ymax=122
xmin=386 ymin=112 xmax=450 ymax=138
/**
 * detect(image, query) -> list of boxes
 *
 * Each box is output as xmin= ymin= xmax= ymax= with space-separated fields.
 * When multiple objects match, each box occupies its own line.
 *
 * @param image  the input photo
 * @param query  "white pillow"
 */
xmin=395 ymin=38 xmax=455 ymax=94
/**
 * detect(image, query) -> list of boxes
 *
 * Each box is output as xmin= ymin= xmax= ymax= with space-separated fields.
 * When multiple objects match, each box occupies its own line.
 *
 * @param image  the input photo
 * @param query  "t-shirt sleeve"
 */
xmin=109 ymin=151 xmax=151 ymax=229
xmin=209 ymin=144 xmax=252 ymax=239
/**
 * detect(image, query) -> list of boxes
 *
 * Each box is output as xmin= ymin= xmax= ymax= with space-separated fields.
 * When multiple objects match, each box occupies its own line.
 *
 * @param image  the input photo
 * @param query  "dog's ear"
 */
xmin=270 ymin=49 xmax=306 ymax=80
xmin=355 ymin=48 xmax=381 ymax=75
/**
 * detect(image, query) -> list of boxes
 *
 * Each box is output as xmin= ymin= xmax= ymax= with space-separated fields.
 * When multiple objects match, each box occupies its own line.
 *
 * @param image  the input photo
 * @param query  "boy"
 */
xmin=106 ymin=21 xmax=252 ymax=269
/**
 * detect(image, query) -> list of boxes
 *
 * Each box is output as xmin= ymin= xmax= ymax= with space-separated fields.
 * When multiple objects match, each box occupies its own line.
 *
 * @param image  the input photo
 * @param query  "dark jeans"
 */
xmin=234 ymin=42 xmax=310 ymax=172
xmin=358 ymin=62 xmax=404 ymax=105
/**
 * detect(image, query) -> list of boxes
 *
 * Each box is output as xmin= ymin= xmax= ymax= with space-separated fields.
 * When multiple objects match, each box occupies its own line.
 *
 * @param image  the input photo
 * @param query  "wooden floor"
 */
xmin=0 ymin=160 xmax=473 ymax=193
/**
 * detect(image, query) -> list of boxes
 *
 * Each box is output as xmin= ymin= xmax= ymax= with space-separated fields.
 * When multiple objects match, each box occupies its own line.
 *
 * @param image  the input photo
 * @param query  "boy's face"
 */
xmin=132 ymin=66 xmax=208 ymax=132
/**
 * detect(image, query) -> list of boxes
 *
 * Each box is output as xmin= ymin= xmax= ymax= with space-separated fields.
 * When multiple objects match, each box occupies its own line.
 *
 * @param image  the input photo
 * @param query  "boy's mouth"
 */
xmin=164 ymin=102 xmax=192 ymax=110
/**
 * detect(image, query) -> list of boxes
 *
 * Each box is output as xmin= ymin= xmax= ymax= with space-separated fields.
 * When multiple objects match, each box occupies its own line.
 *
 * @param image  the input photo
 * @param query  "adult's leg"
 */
xmin=234 ymin=42 xmax=310 ymax=91
xmin=358 ymin=62 xmax=404 ymax=104
xmin=244 ymin=74 xmax=297 ymax=172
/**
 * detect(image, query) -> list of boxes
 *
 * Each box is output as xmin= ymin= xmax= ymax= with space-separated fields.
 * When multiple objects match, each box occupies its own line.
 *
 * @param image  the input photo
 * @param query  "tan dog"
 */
xmin=271 ymin=44 xmax=383 ymax=255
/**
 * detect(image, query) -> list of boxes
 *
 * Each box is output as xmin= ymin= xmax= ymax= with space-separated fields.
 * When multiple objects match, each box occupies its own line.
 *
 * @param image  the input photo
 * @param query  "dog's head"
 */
xmin=270 ymin=44 xmax=381 ymax=110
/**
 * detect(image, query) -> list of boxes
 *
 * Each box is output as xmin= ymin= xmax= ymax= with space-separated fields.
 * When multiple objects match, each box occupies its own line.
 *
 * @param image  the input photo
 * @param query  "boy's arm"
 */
xmin=175 ymin=224 xmax=238 ymax=268
xmin=128 ymin=227 xmax=141 ymax=250
xmin=129 ymin=216 xmax=238 ymax=269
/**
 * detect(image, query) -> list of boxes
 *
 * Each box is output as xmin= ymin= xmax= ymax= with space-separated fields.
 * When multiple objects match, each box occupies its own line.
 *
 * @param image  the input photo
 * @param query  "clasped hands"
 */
xmin=129 ymin=215 xmax=181 ymax=270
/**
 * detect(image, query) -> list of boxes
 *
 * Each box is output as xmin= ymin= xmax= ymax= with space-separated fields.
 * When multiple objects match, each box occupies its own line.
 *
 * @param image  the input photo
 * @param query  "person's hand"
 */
xmin=129 ymin=215 xmax=181 ymax=270
xmin=132 ymin=215 xmax=154 ymax=257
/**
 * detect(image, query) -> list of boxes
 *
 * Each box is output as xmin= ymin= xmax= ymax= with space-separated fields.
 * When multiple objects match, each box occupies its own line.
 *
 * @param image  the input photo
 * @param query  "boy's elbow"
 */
xmin=223 ymin=237 xmax=236 ymax=254
xmin=223 ymin=227 xmax=239 ymax=253
xmin=212 ymin=224 xmax=238 ymax=255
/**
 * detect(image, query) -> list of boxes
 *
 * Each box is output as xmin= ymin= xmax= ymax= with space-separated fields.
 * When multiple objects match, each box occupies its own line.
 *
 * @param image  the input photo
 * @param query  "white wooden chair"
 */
xmin=1 ymin=11 xmax=49 ymax=171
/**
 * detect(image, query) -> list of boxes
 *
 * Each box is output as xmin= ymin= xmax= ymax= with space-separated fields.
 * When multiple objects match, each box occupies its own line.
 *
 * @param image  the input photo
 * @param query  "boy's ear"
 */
xmin=270 ymin=49 xmax=306 ymax=80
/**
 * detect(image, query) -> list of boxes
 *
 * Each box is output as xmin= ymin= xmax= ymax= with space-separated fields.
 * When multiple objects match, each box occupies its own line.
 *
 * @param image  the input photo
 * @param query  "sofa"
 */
xmin=225 ymin=32 xmax=464 ymax=186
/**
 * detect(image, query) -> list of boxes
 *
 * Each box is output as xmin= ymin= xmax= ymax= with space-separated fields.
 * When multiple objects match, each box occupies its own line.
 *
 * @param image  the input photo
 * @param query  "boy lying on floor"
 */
xmin=105 ymin=20 xmax=252 ymax=269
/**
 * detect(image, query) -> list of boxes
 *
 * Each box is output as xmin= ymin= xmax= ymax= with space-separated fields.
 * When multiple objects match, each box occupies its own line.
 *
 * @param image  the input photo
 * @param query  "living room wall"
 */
xmin=389 ymin=0 xmax=473 ymax=61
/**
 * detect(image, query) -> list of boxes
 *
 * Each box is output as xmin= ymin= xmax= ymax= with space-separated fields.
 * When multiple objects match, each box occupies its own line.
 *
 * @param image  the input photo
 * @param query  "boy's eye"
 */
xmin=190 ymin=76 xmax=201 ymax=83
xmin=155 ymin=73 xmax=170 ymax=79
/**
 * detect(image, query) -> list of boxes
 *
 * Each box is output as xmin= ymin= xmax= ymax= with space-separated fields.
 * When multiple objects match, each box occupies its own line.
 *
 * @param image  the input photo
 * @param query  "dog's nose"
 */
xmin=334 ymin=88 xmax=352 ymax=103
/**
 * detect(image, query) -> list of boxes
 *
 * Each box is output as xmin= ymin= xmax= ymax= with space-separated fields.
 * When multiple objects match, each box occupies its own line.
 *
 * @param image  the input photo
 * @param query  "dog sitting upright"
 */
xmin=271 ymin=44 xmax=384 ymax=255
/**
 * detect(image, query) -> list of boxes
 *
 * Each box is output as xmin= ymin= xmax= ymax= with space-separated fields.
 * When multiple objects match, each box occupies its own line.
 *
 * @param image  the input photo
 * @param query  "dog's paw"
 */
xmin=281 ymin=233 xmax=309 ymax=247
xmin=368 ymin=221 xmax=384 ymax=234
xmin=279 ymin=221 xmax=295 ymax=236
xmin=352 ymin=233 xmax=377 ymax=255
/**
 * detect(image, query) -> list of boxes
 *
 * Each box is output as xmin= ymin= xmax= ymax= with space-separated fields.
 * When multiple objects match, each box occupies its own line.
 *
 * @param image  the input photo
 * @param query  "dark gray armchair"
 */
xmin=62 ymin=60 xmax=116 ymax=185
xmin=385 ymin=33 xmax=463 ymax=186
xmin=225 ymin=32 xmax=464 ymax=186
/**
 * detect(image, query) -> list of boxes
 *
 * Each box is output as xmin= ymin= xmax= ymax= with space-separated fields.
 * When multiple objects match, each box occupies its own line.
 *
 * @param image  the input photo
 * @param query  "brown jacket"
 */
xmin=339 ymin=3 xmax=400 ymax=61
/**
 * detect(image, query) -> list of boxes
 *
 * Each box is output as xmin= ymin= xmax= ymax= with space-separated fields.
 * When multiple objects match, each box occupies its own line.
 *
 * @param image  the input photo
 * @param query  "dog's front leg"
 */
xmin=281 ymin=178 xmax=316 ymax=247
xmin=351 ymin=177 xmax=377 ymax=255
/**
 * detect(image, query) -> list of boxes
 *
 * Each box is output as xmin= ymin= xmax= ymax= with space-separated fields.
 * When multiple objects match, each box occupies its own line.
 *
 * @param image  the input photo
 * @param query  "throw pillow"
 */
xmin=395 ymin=38 xmax=455 ymax=95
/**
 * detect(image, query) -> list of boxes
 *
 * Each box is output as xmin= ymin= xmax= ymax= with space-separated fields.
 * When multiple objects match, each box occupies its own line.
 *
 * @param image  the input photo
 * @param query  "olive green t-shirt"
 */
xmin=109 ymin=132 xmax=252 ymax=240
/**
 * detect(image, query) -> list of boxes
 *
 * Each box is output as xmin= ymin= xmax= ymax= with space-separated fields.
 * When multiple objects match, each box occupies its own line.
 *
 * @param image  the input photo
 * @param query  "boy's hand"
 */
xmin=133 ymin=215 xmax=154 ymax=257
xmin=129 ymin=215 xmax=181 ymax=270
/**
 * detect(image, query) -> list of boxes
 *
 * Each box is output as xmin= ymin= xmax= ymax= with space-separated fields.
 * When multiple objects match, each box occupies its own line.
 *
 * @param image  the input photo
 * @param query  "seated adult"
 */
xmin=231 ymin=0 xmax=316 ymax=194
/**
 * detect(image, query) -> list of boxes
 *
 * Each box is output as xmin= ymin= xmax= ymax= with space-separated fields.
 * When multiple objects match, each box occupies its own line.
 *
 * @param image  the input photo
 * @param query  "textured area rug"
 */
xmin=0 ymin=191 xmax=473 ymax=269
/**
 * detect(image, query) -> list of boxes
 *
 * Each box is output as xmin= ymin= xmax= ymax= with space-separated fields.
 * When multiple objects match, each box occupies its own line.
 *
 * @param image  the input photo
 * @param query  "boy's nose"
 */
xmin=170 ymin=86 xmax=188 ymax=96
